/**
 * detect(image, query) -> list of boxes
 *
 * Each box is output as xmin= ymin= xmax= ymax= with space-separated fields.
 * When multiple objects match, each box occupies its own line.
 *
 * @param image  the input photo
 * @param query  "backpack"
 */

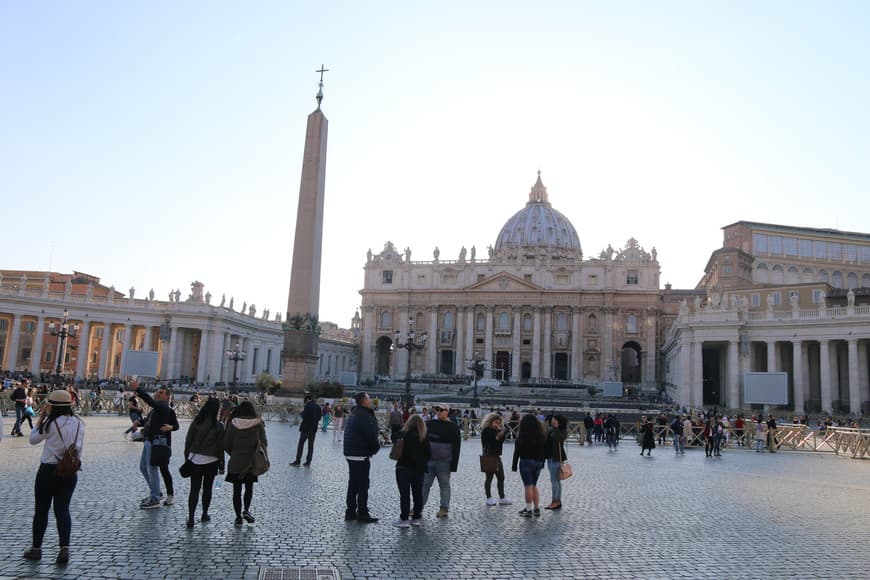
xmin=54 ymin=420 xmax=82 ymax=479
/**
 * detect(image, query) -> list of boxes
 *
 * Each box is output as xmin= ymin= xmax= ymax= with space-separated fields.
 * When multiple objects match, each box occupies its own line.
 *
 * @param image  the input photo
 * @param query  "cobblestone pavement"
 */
xmin=1 ymin=416 xmax=868 ymax=580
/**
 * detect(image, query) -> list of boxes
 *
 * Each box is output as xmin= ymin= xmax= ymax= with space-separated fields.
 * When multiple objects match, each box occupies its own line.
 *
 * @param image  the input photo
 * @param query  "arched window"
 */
xmin=476 ymin=313 xmax=485 ymax=332
xmin=556 ymin=312 xmax=567 ymax=331
xmin=523 ymin=314 xmax=532 ymax=332
xmin=626 ymin=315 xmax=638 ymax=334
xmin=863 ymin=273 xmax=870 ymax=288
xmin=833 ymin=271 xmax=843 ymax=289
xmin=498 ymin=312 xmax=509 ymax=331
xmin=443 ymin=311 xmax=454 ymax=330
xmin=415 ymin=312 xmax=424 ymax=331
xmin=847 ymin=272 xmax=858 ymax=289
xmin=380 ymin=311 xmax=392 ymax=329
xmin=588 ymin=314 xmax=598 ymax=334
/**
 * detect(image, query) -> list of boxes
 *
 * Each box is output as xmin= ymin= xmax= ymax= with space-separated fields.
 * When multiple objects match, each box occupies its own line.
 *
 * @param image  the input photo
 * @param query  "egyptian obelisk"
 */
xmin=281 ymin=66 xmax=329 ymax=393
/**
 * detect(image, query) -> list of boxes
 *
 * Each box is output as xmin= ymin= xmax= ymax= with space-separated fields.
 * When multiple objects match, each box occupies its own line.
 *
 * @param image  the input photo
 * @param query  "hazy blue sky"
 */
xmin=2 ymin=1 xmax=868 ymax=325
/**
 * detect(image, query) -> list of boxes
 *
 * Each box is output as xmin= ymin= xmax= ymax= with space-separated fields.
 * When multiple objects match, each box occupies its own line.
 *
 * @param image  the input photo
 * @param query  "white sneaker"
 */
xmin=392 ymin=519 xmax=410 ymax=528
xmin=486 ymin=498 xmax=498 ymax=506
xmin=409 ymin=518 xmax=422 ymax=526
xmin=164 ymin=494 xmax=174 ymax=506
xmin=498 ymin=498 xmax=513 ymax=505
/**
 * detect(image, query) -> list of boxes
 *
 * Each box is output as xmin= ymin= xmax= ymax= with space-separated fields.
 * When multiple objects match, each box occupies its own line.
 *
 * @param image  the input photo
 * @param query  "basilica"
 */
xmin=358 ymin=174 xmax=671 ymax=394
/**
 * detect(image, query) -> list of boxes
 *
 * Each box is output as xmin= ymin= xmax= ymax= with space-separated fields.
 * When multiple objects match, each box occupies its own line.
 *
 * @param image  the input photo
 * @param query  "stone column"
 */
xmin=570 ymin=307 xmax=581 ymax=381
xmin=464 ymin=306 xmax=474 ymax=362
xmin=119 ymin=323 xmax=133 ymax=376
xmin=792 ymin=340 xmax=804 ymax=414
xmin=97 ymin=324 xmax=111 ymax=380
xmin=166 ymin=326 xmax=179 ymax=381
xmin=512 ymin=308 xmax=521 ymax=381
xmin=241 ymin=337 xmax=251 ymax=383
xmin=427 ymin=307 xmax=438 ymax=374
xmin=30 ymin=316 xmax=45 ymax=375
xmin=456 ymin=308 xmax=465 ymax=375
xmin=143 ymin=326 xmax=153 ymax=351
xmin=692 ymin=339 xmax=703 ymax=408
xmin=847 ymin=339 xmax=860 ymax=414
xmin=5 ymin=314 xmax=21 ymax=370
xmin=484 ymin=307 xmax=494 ymax=378
xmin=531 ymin=307 xmax=541 ymax=379
xmin=819 ymin=340 xmax=832 ymax=413
xmin=859 ymin=341 xmax=869 ymax=414
xmin=542 ymin=307 xmax=552 ymax=379
xmin=603 ymin=307 xmax=614 ymax=382
xmin=727 ymin=339 xmax=740 ymax=410
xmin=362 ymin=307 xmax=374 ymax=379
xmin=196 ymin=329 xmax=210 ymax=382
xmin=679 ymin=338 xmax=692 ymax=407
xmin=644 ymin=310 xmax=656 ymax=387
xmin=76 ymin=320 xmax=91 ymax=379
xmin=220 ymin=333 xmax=231 ymax=383
xmin=396 ymin=313 xmax=409 ymax=380
xmin=766 ymin=340 xmax=776 ymax=372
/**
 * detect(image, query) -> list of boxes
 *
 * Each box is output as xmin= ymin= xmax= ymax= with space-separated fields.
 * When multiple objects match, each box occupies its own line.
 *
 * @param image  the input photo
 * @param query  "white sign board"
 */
xmin=121 ymin=350 xmax=160 ymax=378
xmin=743 ymin=372 xmax=789 ymax=405
xmin=603 ymin=381 xmax=624 ymax=397
xmin=339 ymin=371 xmax=358 ymax=387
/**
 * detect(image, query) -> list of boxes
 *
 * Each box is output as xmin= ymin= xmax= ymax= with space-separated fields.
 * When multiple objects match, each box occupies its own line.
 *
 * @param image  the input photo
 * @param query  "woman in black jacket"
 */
xmin=183 ymin=398 xmax=224 ymax=528
xmin=511 ymin=413 xmax=548 ymax=517
xmin=545 ymin=414 xmax=568 ymax=510
xmin=480 ymin=413 xmax=511 ymax=506
xmin=393 ymin=414 xmax=431 ymax=528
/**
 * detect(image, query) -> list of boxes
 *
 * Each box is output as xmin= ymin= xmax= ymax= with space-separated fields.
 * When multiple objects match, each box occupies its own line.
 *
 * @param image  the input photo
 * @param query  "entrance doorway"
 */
xmin=521 ymin=361 xmax=531 ymax=380
xmin=375 ymin=336 xmax=392 ymax=377
xmin=495 ymin=351 xmax=511 ymax=381
xmin=553 ymin=353 xmax=569 ymax=380
xmin=702 ymin=346 xmax=724 ymax=406
xmin=439 ymin=350 xmax=455 ymax=375
xmin=621 ymin=341 xmax=641 ymax=383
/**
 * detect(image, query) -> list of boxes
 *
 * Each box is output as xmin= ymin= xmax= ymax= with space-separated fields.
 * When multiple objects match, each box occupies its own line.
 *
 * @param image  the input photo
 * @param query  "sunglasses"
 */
xmin=434 ymin=407 xmax=447 ymax=412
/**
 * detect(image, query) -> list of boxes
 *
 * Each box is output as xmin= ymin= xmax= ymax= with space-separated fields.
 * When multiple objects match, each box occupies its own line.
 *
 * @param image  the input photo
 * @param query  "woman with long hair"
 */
xmin=223 ymin=401 xmax=266 ymax=527
xmin=24 ymin=389 xmax=85 ymax=565
xmin=511 ymin=413 xmax=548 ymax=517
xmin=640 ymin=415 xmax=655 ymax=457
xmin=545 ymin=414 xmax=568 ymax=510
xmin=183 ymin=398 xmax=224 ymax=528
xmin=480 ymin=412 xmax=511 ymax=506
xmin=393 ymin=414 xmax=431 ymax=528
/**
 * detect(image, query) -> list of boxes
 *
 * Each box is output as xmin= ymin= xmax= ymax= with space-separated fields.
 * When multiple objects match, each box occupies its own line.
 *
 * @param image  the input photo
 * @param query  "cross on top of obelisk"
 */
xmin=315 ymin=64 xmax=329 ymax=108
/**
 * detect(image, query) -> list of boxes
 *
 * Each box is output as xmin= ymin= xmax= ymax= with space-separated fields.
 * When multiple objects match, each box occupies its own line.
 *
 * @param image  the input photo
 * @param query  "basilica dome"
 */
xmin=493 ymin=173 xmax=582 ymax=260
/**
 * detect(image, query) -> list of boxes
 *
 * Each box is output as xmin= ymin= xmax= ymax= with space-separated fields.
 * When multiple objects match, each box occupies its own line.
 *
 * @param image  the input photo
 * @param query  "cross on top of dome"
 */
xmin=528 ymin=170 xmax=550 ymax=206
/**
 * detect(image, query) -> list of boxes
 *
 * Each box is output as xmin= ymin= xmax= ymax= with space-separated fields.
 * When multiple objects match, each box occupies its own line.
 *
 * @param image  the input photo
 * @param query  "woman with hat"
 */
xmin=24 ymin=389 xmax=85 ymax=565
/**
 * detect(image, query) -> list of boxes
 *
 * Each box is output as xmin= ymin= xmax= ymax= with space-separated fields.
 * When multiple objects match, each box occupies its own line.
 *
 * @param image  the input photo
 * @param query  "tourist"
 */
xmin=10 ymin=379 xmax=27 ymax=436
xmin=224 ymin=401 xmax=266 ymax=527
xmin=135 ymin=383 xmax=173 ymax=509
xmin=332 ymin=402 xmax=346 ymax=442
xmin=157 ymin=392 xmax=180 ymax=505
xmin=703 ymin=419 xmax=714 ymax=457
xmin=393 ymin=414 xmax=431 ymax=528
xmin=754 ymin=417 xmax=767 ymax=452
xmin=389 ymin=400 xmax=403 ymax=443
xmin=20 ymin=387 xmax=36 ymax=432
xmin=23 ymin=389 xmax=84 ymax=565
xmin=683 ymin=415 xmax=695 ymax=447
xmin=593 ymin=413 xmax=604 ymax=443
xmin=291 ymin=395 xmax=320 ymax=467
xmin=604 ymin=414 xmax=619 ymax=451
xmin=124 ymin=394 xmax=143 ymax=438
xmin=321 ymin=401 xmax=332 ymax=433
xmin=545 ymin=414 xmax=568 ymax=510
xmin=670 ymin=414 xmax=685 ymax=455
xmin=512 ymin=413 xmax=548 ymax=517
xmin=766 ymin=414 xmax=778 ymax=453
xmin=639 ymin=416 xmax=655 ymax=456
xmin=480 ymin=412 xmax=511 ymax=506
xmin=734 ymin=414 xmax=746 ymax=447
xmin=183 ymin=398 xmax=224 ymax=528
xmin=343 ymin=392 xmax=381 ymax=523
xmin=421 ymin=404 xmax=461 ymax=518
xmin=712 ymin=418 xmax=724 ymax=457
xmin=656 ymin=412 xmax=668 ymax=445
xmin=583 ymin=412 xmax=594 ymax=445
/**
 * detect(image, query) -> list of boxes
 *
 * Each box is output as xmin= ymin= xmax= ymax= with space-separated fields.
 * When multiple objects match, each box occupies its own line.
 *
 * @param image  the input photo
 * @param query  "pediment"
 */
xmin=465 ymin=272 xmax=542 ymax=292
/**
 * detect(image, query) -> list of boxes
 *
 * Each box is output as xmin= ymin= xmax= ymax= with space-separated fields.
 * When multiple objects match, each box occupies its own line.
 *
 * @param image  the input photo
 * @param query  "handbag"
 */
xmin=557 ymin=441 xmax=573 ymax=481
xmin=247 ymin=425 xmax=270 ymax=476
xmin=149 ymin=439 xmax=171 ymax=466
xmin=179 ymin=460 xmax=194 ymax=478
xmin=479 ymin=454 xmax=501 ymax=474
xmin=389 ymin=438 xmax=405 ymax=460
xmin=54 ymin=421 xmax=82 ymax=479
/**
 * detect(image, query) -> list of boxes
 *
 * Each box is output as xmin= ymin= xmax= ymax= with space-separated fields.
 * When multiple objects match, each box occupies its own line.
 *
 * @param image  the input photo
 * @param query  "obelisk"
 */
xmin=281 ymin=66 xmax=329 ymax=393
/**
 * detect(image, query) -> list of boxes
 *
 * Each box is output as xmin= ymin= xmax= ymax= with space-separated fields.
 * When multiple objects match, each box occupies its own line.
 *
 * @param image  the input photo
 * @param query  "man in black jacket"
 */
xmin=291 ymin=395 xmax=321 ymax=467
xmin=10 ymin=380 xmax=28 ymax=436
xmin=135 ymin=383 xmax=174 ymax=509
xmin=421 ymin=404 xmax=461 ymax=518
xmin=343 ymin=392 xmax=380 ymax=523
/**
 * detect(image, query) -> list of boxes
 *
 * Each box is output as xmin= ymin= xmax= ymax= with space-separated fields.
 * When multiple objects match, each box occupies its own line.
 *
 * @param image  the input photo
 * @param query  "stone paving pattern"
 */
xmin=1 ymin=416 xmax=869 ymax=579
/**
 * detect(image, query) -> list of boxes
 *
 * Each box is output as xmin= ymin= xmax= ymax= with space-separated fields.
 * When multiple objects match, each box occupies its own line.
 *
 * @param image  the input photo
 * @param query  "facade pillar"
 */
xmin=679 ymin=338 xmax=692 ymax=407
xmin=427 ymin=307 xmax=438 ymax=374
xmin=143 ymin=326 xmax=153 ymax=351
xmin=362 ymin=307 xmax=374 ymax=379
xmin=30 ymin=316 xmax=46 ymax=375
xmin=484 ymin=307 xmax=494 ymax=379
xmin=166 ymin=326 xmax=179 ymax=381
xmin=76 ymin=320 xmax=91 ymax=379
xmin=97 ymin=323 xmax=111 ymax=380
xmin=531 ymin=307 xmax=541 ymax=379
xmin=847 ymin=339 xmax=860 ymax=414
xmin=220 ymin=333 xmax=231 ymax=383
xmin=196 ymin=329 xmax=210 ymax=382
xmin=727 ymin=339 xmax=740 ymax=410
xmin=120 ymin=324 xmax=133 ymax=376
xmin=396 ymin=312 xmax=409 ymax=380
xmin=692 ymin=339 xmax=703 ymax=408
xmin=603 ymin=307 xmax=614 ymax=382
xmin=455 ymin=308 xmax=465 ymax=376
xmin=819 ymin=340 xmax=832 ymax=413
xmin=512 ymin=308 xmax=522 ymax=381
xmin=570 ymin=307 xmax=581 ymax=381
xmin=766 ymin=340 xmax=776 ymax=372
xmin=5 ymin=314 xmax=21 ymax=371
xmin=644 ymin=311 xmax=656 ymax=387
xmin=542 ymin=307 xmax=552 ymax=379
xmin=464 ymin=307 xmax=474 ymax=362
xmin=792 ymin=340 xmax=805 ymax=414
xmin=859 ymin=341 xmax=869 ymax=414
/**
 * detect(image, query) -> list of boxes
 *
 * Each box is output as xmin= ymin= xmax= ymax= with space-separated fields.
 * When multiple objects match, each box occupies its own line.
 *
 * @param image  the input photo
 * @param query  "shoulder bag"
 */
xmin=479 ymin=453 xmax=501 ymax=474
xmin=247 ymin=424 xmax=270 ymax=476
xmin=558 ymin=440 xmax=573 ymax=481
xmin=389 ymin=438 xmax=405 ymax=460
xmin=54 ymin=420 xmax=82 ymax=479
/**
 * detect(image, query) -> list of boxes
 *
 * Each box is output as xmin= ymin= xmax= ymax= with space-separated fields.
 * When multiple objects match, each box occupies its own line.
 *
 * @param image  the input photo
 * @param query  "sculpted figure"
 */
xmin=470 ymin=245 xmax=476 ymax=261
xmin=694 ymin=296 xmax=701 ymax=311
xmin=488 ymin=244 xmax=494 ymax=259
xmin=129 ymin=287 xmax=135 ymax=300
xmin=205 ymin=291 xmax=212 ymax=305
xmin=148 ymin=288 xmax=154 ymax=301
xmin=433 ymin=246 xmax=440 ymax=261
xmin=220 ymin=293 xmax=226 ymax=307
xmin=847 ymin=289 xmax=855 ymax=307
xmin=242 ymin=301 xmax=247 ymax=314
xmin=459 ymin=246 xmax=467 ymax=261
xmin=87 ymin=283 xmax=94 ymax=300
xmin=367 ymin=248 xmax=373 ymax=262
xmin=169 ymin=290 xmax=174 ymax=302
xmin=651 ymin=247 xmax=657 ymax=262
xmin=249 ymin=304 xmax=256 ymax=317
xmin=605 ymin=244 xmax=614 ymax=260
xmin=404 ymin=247 xmax=411 ymax=261
xmin=229 ymin=297 xmax=234 ymax=310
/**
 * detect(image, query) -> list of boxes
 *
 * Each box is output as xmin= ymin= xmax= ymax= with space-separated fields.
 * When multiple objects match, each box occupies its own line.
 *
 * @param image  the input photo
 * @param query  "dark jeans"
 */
xmin=13 ymin=405 xmax=26 ymax=434
xmin=188 ymin=463 xmax=218 ymax=518
xmin=295 ymin=430 xmax=316 ymax=463
xmin=346 ymin=458 xmax=371 ymax=516
xmin=395 ymin=466 xmax=423 ymax=520
xmin=390 ymin=425 xmax=402 ymax=444
xmin=33 ymin=463 xmax=77 ymax=548
xmin=484 ymin=463 xmax=505 ymax=499
xmin=232 ymin=481 xmax=254 ymax=517
xmin=159 ymin=462 xmax=174 ymax=496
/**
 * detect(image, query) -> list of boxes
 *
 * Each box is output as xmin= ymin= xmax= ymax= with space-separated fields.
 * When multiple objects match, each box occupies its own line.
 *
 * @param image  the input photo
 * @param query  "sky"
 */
xmin=1 ymin=1 xmax=868 ymax=326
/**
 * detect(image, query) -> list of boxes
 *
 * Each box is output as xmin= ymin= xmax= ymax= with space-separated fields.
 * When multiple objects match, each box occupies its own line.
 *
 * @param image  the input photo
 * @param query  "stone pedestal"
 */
xmin=281 ymin=331 xmax=319 ymax=393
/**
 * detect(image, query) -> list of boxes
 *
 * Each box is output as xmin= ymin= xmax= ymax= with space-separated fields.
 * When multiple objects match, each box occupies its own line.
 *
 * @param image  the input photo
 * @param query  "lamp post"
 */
xmin=226 ymin=343 xmax=247 ymax=391
xmin=393 ymin=319 xmax=427 ymax=407
xmin=48 ymin=309 xmax=79 ymax=380
xmin=465 ymin=352 xmax=487 ymax=408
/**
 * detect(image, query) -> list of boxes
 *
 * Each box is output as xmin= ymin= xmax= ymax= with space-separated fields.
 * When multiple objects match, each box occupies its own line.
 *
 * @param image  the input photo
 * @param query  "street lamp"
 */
xmin=49 ymin=309 xmax=79 ymax=379
xmin=465 ymin=352 xmax=487 ymax=408
xmin=226 ymin=343 xmax=247 ymax=390
xmin=393 ymin=319 xmax=427 ymax=407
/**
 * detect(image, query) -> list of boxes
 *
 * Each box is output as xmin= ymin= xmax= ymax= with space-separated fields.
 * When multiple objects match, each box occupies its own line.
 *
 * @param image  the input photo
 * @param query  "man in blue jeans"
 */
xmin=10 ymin=380 xmax=28 ymax=436
xmin=421 ymin=404 xmax=461 ymax=518
xmin=134 ymin=383 xmax=173 ymax=509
